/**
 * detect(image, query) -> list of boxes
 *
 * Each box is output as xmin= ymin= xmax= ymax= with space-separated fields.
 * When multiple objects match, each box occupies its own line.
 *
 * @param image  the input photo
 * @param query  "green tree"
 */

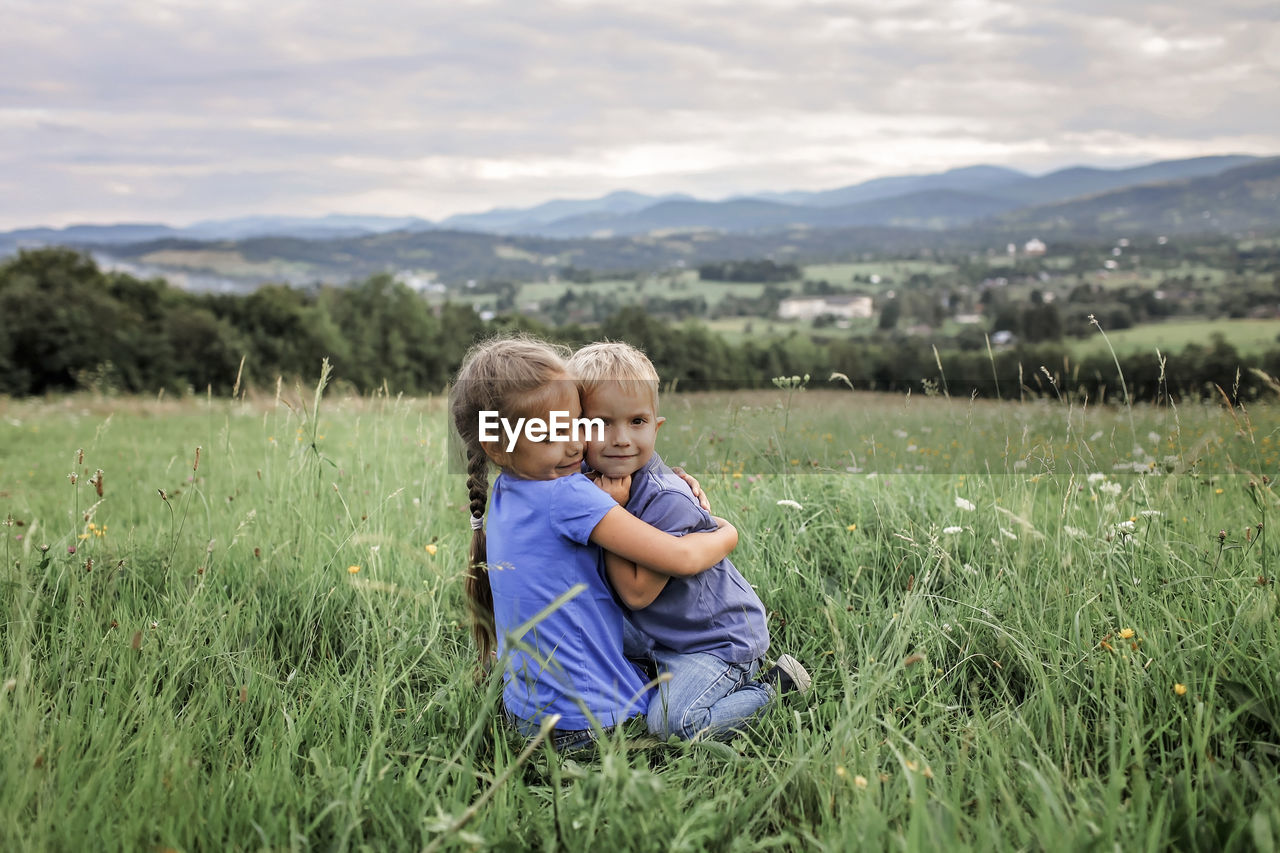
xmin=0 ymin=248 xmax=131 ymax=394
xmin=878 ymin=296 xmax=901 ymax=331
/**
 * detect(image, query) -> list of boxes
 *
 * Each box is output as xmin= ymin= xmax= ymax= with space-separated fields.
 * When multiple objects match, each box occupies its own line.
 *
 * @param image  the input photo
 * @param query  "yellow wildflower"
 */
xmin=853 ymin=775 xmax=868 ymax=789
xmin=1119 ymin=628 xmax=1135 ymax=640
xmin=425 ymin=544 xmax=438 ymax=556
xmin=347 ymin=565 xmax=361 ymax=574
xmin=847 ymin=524 xmax=857 ymax=532
xmin=1174 ymin=683 xmax=1187 ymax=696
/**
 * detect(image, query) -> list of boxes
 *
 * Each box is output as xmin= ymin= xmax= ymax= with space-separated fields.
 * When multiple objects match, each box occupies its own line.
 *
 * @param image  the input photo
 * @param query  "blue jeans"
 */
xmin=647 ymin=649 xmax=774 ymax=741
xmin=504 ymin=708 xmax=606 ymax=754
xmin=504 ymin=706 xmax=642 ymax=755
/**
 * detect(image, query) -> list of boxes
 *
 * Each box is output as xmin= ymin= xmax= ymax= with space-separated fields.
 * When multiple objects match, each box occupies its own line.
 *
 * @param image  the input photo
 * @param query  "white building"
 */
xmin=778 ymin=294 xmax=874 ymax=321
xmin=1024 ymin=238 xmax=1047 ymax=256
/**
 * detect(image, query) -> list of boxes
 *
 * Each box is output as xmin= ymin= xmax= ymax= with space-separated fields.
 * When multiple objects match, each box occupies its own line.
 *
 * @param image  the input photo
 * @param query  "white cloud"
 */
xmin=1 ymin=0 xmax=1277 ymax=226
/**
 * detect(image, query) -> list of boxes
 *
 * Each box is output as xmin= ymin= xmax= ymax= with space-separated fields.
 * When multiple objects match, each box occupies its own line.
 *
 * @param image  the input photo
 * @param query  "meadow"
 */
xmin=3 ymin=375 xmax=1280 ymax=850
xmin=1068 ymin=319 xmax=1280 ymax=360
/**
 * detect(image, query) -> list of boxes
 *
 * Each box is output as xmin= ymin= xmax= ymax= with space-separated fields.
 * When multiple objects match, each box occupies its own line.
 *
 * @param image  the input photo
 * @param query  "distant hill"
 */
xmin=181 ymin=214 xmax=433 ymax=241
xmin=534 ymin=198 xmax=811 ymax=237
xmin=93 ymin=224 xmax=953 ymax=290
xmin=992 ymin=154 xmax=1261 ymax=206
xmin=1 ymin=223 xmax=180 ymax=248
xmin=0 ymin=214 xmax=433 ymax=254
xmin=994 ymin=156 xmax=1280 ymax=235
xmin=5 ymin=153 xmax=1277 ymax=290
xmin=439 ymin=190 xmax=693 ymax=233
xmin=763 ymin=164 xmax=1029 ymax=208
xmin=475 ymin=155 xmax=1262 ymax=238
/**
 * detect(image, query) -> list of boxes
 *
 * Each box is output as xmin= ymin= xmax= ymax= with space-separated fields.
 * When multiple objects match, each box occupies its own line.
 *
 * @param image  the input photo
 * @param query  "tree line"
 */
xmin=2 ymin=248 xmax=1278 ymax=403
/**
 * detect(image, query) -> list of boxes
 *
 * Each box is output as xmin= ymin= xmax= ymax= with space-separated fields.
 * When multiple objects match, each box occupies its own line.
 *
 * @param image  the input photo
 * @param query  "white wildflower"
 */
xmin=1087 ymin=472 xmax=1106 ymax=484
xmin=1148 ymin=431 xmax=1161 ymax=444
xmin=955 ymin=496 xmax=976 ymax=512
xmin=776 ymin=499 xmax=803 ymax=510
xmin=1099 ymin=481 xmax=1122 ymax=497
xmin=894 ymin=429 xmax=908 ymax=438
xmin=1063 ymin=525 xmax=1086 ymax=538
xmin=942 ymin=526 xmax=963 ymax=535
xmin=1115 ymin=520 xmax=1136 ymax=533
xmin=1139 ymin=510 xmax=1162 ymax=518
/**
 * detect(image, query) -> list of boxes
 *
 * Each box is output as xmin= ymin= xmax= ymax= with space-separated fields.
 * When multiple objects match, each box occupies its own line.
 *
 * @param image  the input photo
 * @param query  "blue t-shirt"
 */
xmin=487 ymin=472 xmax=652 ymax=730
xmin=624 ymin=454 xmax=770 ymax=663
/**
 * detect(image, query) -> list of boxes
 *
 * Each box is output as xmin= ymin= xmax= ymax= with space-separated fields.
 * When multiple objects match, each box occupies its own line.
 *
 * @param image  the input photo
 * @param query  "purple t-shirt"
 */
xmin=623 ymin=454 xmax=769 ymax=663
xmin=488 ymin=472 xmax=652 ymax=729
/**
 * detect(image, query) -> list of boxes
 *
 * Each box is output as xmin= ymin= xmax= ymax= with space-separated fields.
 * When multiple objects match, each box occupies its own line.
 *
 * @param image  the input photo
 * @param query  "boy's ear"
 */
xmin=655 ymin=415 xmax=666 ymax=430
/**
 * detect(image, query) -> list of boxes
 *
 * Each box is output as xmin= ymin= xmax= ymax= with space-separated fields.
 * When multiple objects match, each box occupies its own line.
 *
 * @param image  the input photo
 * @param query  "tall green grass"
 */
xmin=2 ymin=375 xmax=1279 ymax=850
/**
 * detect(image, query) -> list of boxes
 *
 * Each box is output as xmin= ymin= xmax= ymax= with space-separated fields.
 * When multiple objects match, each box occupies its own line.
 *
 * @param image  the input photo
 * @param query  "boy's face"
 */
xmin=580 ymin=384 xmax=664 ymax=479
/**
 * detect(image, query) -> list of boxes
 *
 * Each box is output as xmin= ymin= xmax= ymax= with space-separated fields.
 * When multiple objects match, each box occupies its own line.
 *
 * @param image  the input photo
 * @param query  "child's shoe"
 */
xmin=764 ymin=654 xmax=811 ymax=694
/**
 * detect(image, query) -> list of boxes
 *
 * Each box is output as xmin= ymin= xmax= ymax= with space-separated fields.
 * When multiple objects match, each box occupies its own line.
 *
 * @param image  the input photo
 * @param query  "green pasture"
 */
xmin=702 ymin=317 xmax=880 ymax=344
xmin=3 ymin=379 xmax=1280 ymax=850
xmin=451 ymin=258 xmax=964 ymax=316
xmin=803 ymin=261 xmax=954 ymax=289
xmin=1069 ymin=318 xmax=1280 ymax=359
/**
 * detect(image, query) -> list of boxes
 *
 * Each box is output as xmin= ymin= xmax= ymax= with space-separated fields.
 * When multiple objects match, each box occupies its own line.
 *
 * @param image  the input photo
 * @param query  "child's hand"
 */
xmin=671 ymin=466 xmax=712 ymax=512
xmin=589 ymin=472 xmax=633 ymax=505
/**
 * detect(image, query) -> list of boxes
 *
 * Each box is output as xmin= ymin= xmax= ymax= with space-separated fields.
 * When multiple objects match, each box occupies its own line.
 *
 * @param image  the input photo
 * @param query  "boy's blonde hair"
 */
xmin=567 ymin=341 xmax=660 ymax=412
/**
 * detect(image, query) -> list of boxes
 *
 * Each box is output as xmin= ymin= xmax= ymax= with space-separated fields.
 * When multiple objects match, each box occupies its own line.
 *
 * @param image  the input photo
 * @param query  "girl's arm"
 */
xmin=670 ymin=467 xmax=711 ymax=512
xmin=590 ymin=506 xmax=737 ymax=578
xmin=604 ymin=550 xmax=669 ymax=609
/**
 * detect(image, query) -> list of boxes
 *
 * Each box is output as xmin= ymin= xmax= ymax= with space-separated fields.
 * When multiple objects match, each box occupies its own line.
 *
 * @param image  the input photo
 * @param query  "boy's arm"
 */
xmin=604 ymin=551 xmax=669 ymax=609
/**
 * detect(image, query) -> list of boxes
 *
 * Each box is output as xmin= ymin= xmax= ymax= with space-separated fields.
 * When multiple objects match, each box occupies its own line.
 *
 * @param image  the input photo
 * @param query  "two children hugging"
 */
xmin=450 ymin=336 xmax=809 ymax=752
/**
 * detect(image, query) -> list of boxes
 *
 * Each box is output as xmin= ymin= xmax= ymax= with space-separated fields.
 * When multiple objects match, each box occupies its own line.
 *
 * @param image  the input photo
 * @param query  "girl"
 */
xmin=449 ymin=335 xmax=739 ymax=752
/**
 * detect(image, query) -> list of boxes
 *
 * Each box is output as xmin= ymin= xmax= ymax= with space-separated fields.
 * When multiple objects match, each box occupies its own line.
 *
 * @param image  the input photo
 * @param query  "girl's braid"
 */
xmin=464 ymin=445 xmax=494 ymax=662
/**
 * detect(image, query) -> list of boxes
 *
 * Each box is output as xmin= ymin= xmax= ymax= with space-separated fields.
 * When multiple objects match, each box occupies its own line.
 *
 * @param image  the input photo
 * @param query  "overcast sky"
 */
xmin=2 ymin=0 xmax=1278 ymax=229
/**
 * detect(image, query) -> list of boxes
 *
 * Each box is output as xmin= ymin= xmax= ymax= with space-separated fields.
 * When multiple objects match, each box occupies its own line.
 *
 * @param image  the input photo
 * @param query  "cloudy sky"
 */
xmin=2 ymin=0 xmax=1278 ymax=229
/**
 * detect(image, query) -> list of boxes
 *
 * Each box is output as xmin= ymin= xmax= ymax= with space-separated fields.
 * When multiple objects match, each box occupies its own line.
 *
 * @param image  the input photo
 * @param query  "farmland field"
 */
xmin=3 ymin=381 xmax=1280 ymax=850
xmin=1068 ymin=318 xmax=1280 ymax=359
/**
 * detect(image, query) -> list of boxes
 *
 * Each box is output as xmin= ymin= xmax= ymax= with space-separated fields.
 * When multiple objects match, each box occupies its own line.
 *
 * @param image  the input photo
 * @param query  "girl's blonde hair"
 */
xmin=449 ymin=334 xmax=570 ymax=662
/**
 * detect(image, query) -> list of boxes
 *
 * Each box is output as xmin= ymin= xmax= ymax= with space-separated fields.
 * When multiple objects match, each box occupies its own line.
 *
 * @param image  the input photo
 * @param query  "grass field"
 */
xmin=3 ymin=378 xmax=1280 ymax=850
xmin=1069 ymin=319 xmax=1280 ymax=359
xmin=450 ymin=259 xmax=962 ymax=316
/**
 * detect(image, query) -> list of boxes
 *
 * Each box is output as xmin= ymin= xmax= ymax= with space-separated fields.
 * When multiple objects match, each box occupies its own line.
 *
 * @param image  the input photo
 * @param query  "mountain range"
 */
xmin=2 ymin=154 xmax=1267 ymax=250
xmin=2 ymin=153 xmax=1278 ymax=288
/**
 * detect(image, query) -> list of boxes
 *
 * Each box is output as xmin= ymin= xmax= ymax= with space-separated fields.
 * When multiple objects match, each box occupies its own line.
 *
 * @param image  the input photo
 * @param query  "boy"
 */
xmin=567 ymin=342 xmax=810 ymax=742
